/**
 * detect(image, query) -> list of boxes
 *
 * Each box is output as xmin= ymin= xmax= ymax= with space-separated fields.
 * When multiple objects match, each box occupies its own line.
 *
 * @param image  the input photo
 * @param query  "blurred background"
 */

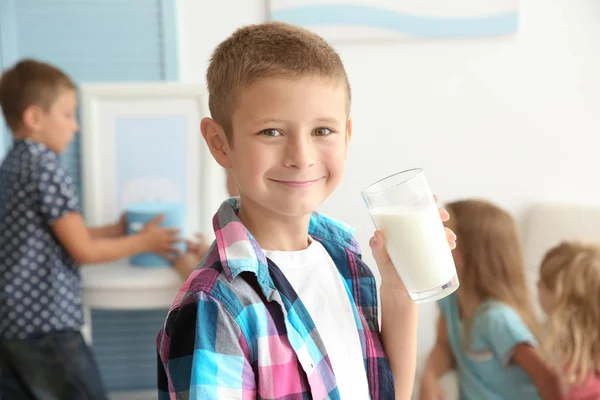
xmin=1 ymin=0 xmax=599 ymax=398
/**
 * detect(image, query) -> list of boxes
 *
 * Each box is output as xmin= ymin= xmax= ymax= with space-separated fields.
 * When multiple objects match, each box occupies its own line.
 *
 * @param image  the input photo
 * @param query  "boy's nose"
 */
xmin=284 ymin=137 xmax=315 ymax=170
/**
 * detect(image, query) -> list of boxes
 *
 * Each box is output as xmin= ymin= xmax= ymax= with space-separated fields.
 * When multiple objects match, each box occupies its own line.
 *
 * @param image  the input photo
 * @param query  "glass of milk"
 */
xmin=361 ymin=168 xmax=459 ymax=303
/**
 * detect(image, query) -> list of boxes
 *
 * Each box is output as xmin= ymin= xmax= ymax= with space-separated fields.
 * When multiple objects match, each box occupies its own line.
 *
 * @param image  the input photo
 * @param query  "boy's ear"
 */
xmin=201 ymin=117 xmax=232 ymax=169
xmin=345 ymin=117 xmax=353 ymax=158
xmin=22 ymin=105 xmax=43 ymax=132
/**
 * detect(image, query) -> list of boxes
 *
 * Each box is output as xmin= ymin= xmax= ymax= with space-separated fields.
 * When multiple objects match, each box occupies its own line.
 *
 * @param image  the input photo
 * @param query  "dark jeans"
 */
xmin=0 ymin=331 xmax=107 ymax=400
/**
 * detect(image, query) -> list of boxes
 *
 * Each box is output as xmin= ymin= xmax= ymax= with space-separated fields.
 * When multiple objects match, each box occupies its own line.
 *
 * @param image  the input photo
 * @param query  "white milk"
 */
xmin=371 ymin=205 xmax=457 ymax=293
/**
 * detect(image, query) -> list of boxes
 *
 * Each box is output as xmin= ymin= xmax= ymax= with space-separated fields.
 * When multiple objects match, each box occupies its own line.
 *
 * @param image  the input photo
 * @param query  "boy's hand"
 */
xmin=370 ymin=230 xmax=405 ymax=290
xmin=140 ymin=215 xmax=181 ymax=260
xmin=370 ymin=195 xmax=457 ymax=289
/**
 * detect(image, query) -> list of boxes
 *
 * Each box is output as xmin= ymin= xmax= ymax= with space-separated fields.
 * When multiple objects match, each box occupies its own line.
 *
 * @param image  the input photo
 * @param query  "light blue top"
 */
xmin=439 ymin=294 xmax=540 ymax=400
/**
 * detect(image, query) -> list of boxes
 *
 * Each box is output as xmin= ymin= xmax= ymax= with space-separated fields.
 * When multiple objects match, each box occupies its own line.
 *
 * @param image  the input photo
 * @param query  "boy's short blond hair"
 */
xmin=207 ymin=22 xmax=351 ymax=139
xmin=0 ymin=59 xmax=76 ymax=133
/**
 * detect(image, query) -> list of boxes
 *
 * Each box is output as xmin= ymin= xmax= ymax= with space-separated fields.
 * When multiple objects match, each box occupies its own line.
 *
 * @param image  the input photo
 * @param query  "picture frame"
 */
xmin=79 ymin=82 xmax=224 ymax=237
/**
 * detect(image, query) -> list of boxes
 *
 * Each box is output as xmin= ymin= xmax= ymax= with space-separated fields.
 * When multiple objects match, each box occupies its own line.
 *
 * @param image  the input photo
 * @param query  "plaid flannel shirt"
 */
xmin=157 ymin=198 xmax=394 ymax=399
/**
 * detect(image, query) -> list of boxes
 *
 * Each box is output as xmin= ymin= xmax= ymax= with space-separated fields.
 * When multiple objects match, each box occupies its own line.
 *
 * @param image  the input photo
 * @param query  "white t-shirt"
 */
xmin=263 ymin=238 xmax=370 ymax=399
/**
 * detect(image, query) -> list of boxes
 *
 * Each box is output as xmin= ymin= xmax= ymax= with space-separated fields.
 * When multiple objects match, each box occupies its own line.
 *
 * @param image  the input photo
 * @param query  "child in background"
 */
xmin=538 ymin=241 xmax=600 ymax=399
xmin=0 ymin=59 xmax=180 ymax=399
xmin=419 ymin=199 xmax=563 ymax=400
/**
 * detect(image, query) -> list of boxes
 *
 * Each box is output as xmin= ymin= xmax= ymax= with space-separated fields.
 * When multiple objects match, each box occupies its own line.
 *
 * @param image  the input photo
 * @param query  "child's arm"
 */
xmin=88 ymin=214 xmax=126 ymax=239
xmin=371 ymin=231 xmax=419 ymax=400
xmin=51 ymin=212 xmax=180 ymax=264
xmin=512 ymin=344 xmax=566 ymax=400
xmin=420 ymin=316 xmax=455 ymax=399
xmin=34 ymin=161 xmax=178 ymax=263
xmin=481 ymin=306 xmax=566 ymax=400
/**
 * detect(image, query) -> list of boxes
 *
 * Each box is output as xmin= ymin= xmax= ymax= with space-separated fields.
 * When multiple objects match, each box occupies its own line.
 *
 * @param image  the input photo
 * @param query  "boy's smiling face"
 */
xmin=206 ymin=76 xmax=351 ymax=219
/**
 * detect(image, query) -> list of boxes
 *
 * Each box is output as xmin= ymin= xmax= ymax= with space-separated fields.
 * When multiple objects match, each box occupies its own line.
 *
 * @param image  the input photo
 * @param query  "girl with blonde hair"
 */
xmin=538 ymin=241 xmax=600 ymax=399
xmin=419 ymin=199 xmax=563 ymax=400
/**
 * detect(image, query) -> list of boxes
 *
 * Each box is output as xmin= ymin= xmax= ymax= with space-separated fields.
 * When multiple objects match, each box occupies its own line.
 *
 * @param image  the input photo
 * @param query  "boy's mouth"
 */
xmin=269 ymin=177 xmax=324 ymax=188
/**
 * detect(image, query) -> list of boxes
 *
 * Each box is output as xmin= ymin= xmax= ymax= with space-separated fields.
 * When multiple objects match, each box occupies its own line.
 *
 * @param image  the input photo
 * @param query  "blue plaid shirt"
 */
xmin=157 ymin=198 xmax=394 ymax=399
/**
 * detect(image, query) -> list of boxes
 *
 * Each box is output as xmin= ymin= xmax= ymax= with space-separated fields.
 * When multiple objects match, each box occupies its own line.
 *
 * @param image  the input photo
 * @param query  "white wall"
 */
xmin=177 ymin=0 xmax=600 ymax=354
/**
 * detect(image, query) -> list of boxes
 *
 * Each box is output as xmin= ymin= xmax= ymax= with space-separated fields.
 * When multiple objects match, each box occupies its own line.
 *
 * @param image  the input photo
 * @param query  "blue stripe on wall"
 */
xmin=271 ymin=5 xmax=519 ymax=37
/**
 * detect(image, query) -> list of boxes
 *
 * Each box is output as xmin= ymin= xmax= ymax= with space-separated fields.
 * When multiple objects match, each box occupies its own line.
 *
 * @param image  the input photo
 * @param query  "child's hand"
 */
xmin=186 ymin=233 xmax=211 ymax=259
xmin=140 ymin=215 xmax=181 ymax=260
xmin=370 ymin=230 xmax=404 ymax=290
xmin=173 ymin=234 xmax=211 ymax=280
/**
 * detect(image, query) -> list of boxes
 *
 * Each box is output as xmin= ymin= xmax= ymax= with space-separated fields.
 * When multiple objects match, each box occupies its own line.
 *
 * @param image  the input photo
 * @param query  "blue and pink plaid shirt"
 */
xmin=157 ymin=198 xmax=394 ymax=399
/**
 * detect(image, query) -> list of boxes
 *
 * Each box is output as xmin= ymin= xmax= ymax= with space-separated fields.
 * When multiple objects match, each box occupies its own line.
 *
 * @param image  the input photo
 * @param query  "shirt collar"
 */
xmin=212 ymin=197 xmax=361 ymax=297
xmin=16 ymin=138 xmax=57 ymax=158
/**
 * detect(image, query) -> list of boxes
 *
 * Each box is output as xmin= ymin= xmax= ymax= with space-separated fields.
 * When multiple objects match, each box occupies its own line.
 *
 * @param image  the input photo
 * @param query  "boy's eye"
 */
xmin=260 ymin=129 xmax=281 ymax=137
xmin=314 ymin=127 xmax=332 ymax=136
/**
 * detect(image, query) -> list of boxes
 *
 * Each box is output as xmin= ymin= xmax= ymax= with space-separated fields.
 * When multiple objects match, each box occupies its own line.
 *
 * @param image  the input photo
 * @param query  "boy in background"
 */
xmin=0 ymin=59 xmax=180 ymax=399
